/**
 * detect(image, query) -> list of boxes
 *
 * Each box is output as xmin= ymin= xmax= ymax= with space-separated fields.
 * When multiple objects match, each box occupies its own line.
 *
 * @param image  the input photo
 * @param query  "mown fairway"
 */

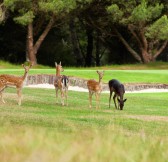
xmin=0 ymin=63 xmax=168 ymax=162
xmin=0 ymin=69 xmax=168 ymax=84
xmin=0 ymin=87 xmax=168 ymax=162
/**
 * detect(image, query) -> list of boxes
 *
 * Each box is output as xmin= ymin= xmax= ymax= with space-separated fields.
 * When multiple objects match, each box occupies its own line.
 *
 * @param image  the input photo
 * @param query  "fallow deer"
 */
xmin=109 ymin=79 xmax=127 ymax=110
xmin=54 ymin=62 xmax=69 ymax=106
xmin=0 ymin=63 xmax=32 ymax=105
xmin=87 ymin=70 xmax=104 ymax=109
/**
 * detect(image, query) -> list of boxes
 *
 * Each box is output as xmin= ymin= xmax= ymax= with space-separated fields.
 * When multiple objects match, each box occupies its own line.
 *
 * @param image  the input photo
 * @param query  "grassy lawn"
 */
xmin=0 ymin=88 xmax=168 ymax=162
xmin=0 ymin=68 xmax=168 ymax=84
xmin=0 ymin=61 xmax=168 ymax=162
xmin=0 ymin=61 xmax=167 ymax=83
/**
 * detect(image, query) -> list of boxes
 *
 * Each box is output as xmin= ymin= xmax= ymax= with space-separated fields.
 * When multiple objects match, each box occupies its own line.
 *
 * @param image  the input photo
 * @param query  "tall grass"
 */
xmin=0 ymin=61 xmax=168 ymax=161
xmin=0 ymin=88 xmax=168 ymax=162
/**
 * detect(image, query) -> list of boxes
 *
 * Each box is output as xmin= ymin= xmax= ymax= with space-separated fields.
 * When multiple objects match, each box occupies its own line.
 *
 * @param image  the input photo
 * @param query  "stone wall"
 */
xmin=26 ymin=74 xmax=168 ymax=91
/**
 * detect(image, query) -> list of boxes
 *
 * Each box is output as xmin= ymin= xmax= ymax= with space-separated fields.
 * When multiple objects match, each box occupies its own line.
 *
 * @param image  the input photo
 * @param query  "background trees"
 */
xmin=0 ymin=0 xmax=168 ymax=66
xmin=107 ymin=0 xmax=168 ymax=63
xmin=3 ymin=0 xmax=77 ymax=65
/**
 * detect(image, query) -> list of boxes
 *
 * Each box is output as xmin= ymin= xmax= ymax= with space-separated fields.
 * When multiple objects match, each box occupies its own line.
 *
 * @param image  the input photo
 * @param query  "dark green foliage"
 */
xmin=1 ymin=0 xmax=168 ymax=66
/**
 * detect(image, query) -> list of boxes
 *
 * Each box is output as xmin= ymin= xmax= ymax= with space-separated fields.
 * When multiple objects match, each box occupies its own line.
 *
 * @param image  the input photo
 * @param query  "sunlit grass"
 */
xmin=0 ymin=60 xmax=167 ymax=83
xmin=0 ymin=60 xmax=168 ymax=161
xmin=0 ymin=87 xmax=168 ymax=162
xmin=0 ymin=69 xmax=168 ymax=84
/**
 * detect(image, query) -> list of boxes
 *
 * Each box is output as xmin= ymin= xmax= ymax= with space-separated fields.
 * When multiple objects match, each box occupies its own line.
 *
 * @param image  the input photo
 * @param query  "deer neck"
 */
xmin=56 ymin=71 xmax=61 ymax=76
xmin=56 ymin=68 xmax=61 ymax=76
xmin=21 ymin=71 xmax=29 ymax=86
xmin=119 ymin=91 xmax=124 ymax=101
xmin=22 ymin=72 xmax=27 ymax=80
xmin=99 ymin=77 xmax=102 ymax=86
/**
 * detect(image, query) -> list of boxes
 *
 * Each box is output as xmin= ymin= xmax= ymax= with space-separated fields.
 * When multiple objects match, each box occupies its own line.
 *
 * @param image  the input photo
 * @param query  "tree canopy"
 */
xmin=0 ymin=0 xmax=168 ymax=66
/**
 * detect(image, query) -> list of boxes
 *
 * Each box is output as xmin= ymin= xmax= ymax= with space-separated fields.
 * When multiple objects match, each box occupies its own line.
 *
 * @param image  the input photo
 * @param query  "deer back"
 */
xmin=0 ymin=74 xmax=23 ymax=87
xmin=109 ymin=79 xmax=125 ymax=94
xmin=87 ymin=79 xmax=102 ymax=92
xmin=54 ymin=75 xmax=69 ymax=89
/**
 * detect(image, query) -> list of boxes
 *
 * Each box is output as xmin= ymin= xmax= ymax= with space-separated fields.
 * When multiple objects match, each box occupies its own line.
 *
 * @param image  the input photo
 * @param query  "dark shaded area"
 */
xmin=0 ymin=16 xmax=167 ymax=66
xmin=0 ymin=17 xmax=26 ymax=63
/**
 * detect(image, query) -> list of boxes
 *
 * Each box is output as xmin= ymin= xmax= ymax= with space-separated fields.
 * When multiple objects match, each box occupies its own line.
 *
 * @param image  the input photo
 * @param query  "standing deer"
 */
xmin=109 ymin=79 xmax=127 ymax=110
xmin=87 ymin=70 xmax=104 ymax=109
xmin=0 ymin=63 xmax=32 ymax=105
xmin=54 ymin=62 xmax=69 ymax=106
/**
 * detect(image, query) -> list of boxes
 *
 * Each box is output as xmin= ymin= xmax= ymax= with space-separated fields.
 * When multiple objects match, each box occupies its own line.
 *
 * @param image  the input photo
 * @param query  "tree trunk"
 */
xmin=141 ymin=49 xmax=152 ymax=63
xmin=0 ymin=3 xmax=6 ymax=23
xmin=27 ymin=22 xmax=37 ymax=65
xmin=69 ymin=18 xmax=84 ymax=66
xmin=153 ymin=40 xmax=168 ymax=60
xmin=128 ymin=26 xmax=168 ymax=64
xmin=33 ymin=16 xmax=54 ymax=55
xmin=114 ymin=28 xmax=142 ymax=63
xmin=141 ymin=41 xmax=168 ymax=63
xmin=95 ymin=31 xmax=100 ymax=66
xmin=85 ymin=27 xmax=93 ymax=67
xmin=26 ymin=16 xmax=55 ymax=65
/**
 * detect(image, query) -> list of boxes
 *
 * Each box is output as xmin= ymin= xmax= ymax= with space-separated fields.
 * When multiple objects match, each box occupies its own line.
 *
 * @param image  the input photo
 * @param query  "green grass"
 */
xmin=0 ymin=60 xmax=168 ymax=83
xmin=0 ymin=88 xmax=168 ymax=162
xmin=0 ymin=68 xmax=168 ymax=84
xmin=0 ymin=60 xmax=167 ymax=69
xmin=0 ymin=61 xmax=168 ymax=161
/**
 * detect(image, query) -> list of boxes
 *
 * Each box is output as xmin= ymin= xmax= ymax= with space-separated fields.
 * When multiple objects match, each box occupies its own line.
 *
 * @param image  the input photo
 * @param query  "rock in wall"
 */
xmin=26 ymin=74 xmax=168 ymax=91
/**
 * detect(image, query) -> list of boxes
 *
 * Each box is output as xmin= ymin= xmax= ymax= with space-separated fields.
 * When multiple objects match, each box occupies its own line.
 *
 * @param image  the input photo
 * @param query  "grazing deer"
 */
xmin=87 ymin=70 xmax=104 ymax=109
xmin=109 ymin=79 xmax=127 ymax=110
xmin=0 ymin=64 xmax=32 ymax=105
xmin=54 ymin=62 xmax=69 ymax=106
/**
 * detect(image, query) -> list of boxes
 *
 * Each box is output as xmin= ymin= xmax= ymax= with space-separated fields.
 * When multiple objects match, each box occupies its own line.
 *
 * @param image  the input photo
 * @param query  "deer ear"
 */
xmin=55 ymin=62 xmax=57 ymax=67
xmin=124 ymin=99 xmax=127 ymax=102
xmin=97 ymin=70 xmax=99 ymax=74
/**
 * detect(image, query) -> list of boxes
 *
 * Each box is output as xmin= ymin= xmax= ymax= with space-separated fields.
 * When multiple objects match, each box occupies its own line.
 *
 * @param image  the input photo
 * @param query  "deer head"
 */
xmin=55 ymin=62 xmax=64 ymax=75
xmin=97 ymin=70 xmax=104 ymax=82
xmin=22 ymin=63 xmax=32 ymax=73
xmin=117 ymin=98 xmax=127 ymax=110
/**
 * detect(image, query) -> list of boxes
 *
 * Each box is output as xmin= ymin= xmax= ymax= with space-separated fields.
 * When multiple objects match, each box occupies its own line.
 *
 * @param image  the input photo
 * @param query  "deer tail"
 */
xmin=62 ymin=75 xmax=69 ymax=87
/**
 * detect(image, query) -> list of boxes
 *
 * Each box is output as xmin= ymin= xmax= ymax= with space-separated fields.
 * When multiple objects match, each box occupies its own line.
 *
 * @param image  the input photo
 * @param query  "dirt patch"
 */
xmin=124 ymin=115 xmax=168 ymax=122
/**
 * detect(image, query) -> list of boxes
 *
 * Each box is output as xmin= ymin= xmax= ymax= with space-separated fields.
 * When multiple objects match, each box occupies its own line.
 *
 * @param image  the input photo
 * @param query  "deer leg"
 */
xmin=65 ymin=88 xmax=68 ymax=106
xmin=109 ymin=90 xmax=113 ymax=108
xmin=55 ymin=87 xmax=59 ymax=103
xmin=0 ymin=91 xmax=5 ymax=103
xmin=0 ymin=86 xmax=6 ymax=103
xmin=89 ymin=91 xmax=93 ymax=108
xmin=97 ymin=93 xmax=101 ymax=109
xmin=61 ymin=89 xmax=64 ymax=106
xmin=95 ymin=93 xmax=99 ymax=109
xmin=17 ymin=88 xmax=22 ymax=106
xmin=113 ymin=94 xmax=117 ymax=110
xmin=117 ymin=97 xmax=120 ymax=109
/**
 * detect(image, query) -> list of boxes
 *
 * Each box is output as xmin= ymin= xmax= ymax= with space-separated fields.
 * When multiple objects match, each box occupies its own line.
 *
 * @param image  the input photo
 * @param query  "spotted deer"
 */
xmin=109 ymin=79 xmax=127 ymax=110
xmin=0 ymin=64 xmax=32 ymax=105
xmin=87 ymin=70 xmax=104 ymax=109
xmin=54 ymin=62 xmax=69 ymax=106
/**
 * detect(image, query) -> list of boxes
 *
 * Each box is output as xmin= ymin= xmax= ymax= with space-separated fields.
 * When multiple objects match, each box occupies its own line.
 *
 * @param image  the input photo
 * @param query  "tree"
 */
xmin=4 ymin=0 xmax=76 ymax=65
xmin=107 ymin=0 xmax=168 ymax=63
xmin=74 ymin=0 xmax=109 ymax=66
xmin=0 ymin=2 xmax=6 ymax=24
xmin=69 ymin=17 xmax=84 ymax=66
